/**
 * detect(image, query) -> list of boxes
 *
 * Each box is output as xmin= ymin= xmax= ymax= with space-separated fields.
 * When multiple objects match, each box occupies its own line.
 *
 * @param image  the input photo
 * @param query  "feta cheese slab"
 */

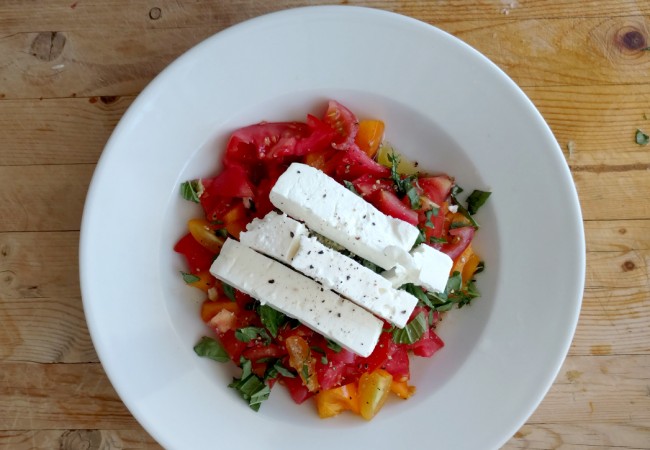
xmin=239 ymin=211 xmax=308 ymax=264
xmin=210 ymin=238 xmax=383 ymax=357
xmin=291 ymin=235 xmax=417 ymax=328
xmin=383 ymin=244 xmax=453 ymax=293
xmin=269 ymin=163 xmax=419 ymax=269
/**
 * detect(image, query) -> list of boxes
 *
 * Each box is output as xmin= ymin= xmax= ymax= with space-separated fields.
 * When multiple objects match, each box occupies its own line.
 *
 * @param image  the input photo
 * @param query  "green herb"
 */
xmin=474 ymin=261 xmax=485 ymax=274
xmin=422 ymin=271 xmax=482 ymax=311
xmin=413 ymin=228 xmax=426 ymax=247
xmin=214 ymin=228 xmax=229 ymax=238
xmin=466 ymin=190 xmax=492 ymax=215
xmin=326 ymin=339 xmax=342 ymax=353
xmin=309 ymin=347 xmax=330 ymax=364
xmin=228 ymin=368 xmax=271 ymax=412
xmin=181 ymin=271 xmax=200 ymax=284
xmin=429 ymin=236 xmax=448 ymax=244
xmin=301 ymin=363 xmax=310 ymax=381
xmin=450 ymin=185 xmax=464 ymax=197
xmin=449 ymin=184 xmax=480 ymax=229
xmin=392 ymin=312 xmax=427 ymax=344
xmin=401 ymin=283 xmax=433 ymax=308
xmin=344 ymin=180 xmax=360 ymax=196
xmin=387 ymin=152 xmax=416 ymax=196
xmin=193 ymin=336 xmax=230 ymax=362
xmin=406 ymin=187 xmax=421 ymax=209
xmin=222 ymin=282 xmax=236 ymax=301
xmin=272 ymin=361 xmax=295 ymax=378
xmin=449 ymin=222 xmax=469 ymax=229
xmin=235 ymin=327 xmax=271 ymax=344
xmin=424 ymin=208 xmax=437 ymax=228
xmin=321 ymin=356 xmax=328 ymax=364
xmin=635 ymin=129 xmax=649 ymax=146
xmin=258 ymin=304 xmax=287 ymax=338
xmin=179 ymin=179 xmax=202 ymax=203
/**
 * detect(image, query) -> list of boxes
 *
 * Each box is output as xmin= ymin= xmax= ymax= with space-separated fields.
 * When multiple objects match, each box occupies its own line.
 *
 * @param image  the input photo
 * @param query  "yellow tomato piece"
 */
xmin=222 ymin=203 xmax=248 ymax=239
xmin=390 ymin=380 xmax=416 ymax=399
xmin=285 ymin=335 xmax=320 ymax=392
xmin=355 ymin=120 xmax=385 ymax=158
xmin=376 ymin=145 xmax=419 ymax=176
xmin=314 ymin=383 xmax=360 ymax=418
xmin=451 ymin=245 xmax=481 ymax=284
xmin=358 ymin=369 xmax=393 ymax=420
xmin=186 ymin=270 xmax=216 ymax=292
xmin=188 ymin=218 xmax=225 ymax=253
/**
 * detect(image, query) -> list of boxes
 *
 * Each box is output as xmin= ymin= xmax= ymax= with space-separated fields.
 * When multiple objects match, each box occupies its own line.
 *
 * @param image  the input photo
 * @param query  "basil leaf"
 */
xmin=272 ymin=361 xmax=295 ymax=378
xmin=344 ymin=180 xmax=360 ymax=196
xmin=406 ymin=187 xmax=421 ymax=209
xmin=450 ymin=185 xmax=464 ymax=197
xmin=258 ymin=304 xmax=287 ymax=338
xmin=179 ymin=179 xmax=202 ymax=203
xmin=636 ymin=129 xmax=649 ymax=146
xmin=435 ymin=302 xmax=454 ymax=312
xmin=326 ymin=339 xmax=342 ymax=353
xmin=449 ymin=185 xmax=480 ymax=229
xmin=449 ymin=222 xmax=469 ymax=229
xmin=401 ymin=283 xmax=433 ymax=308
xmin=228 ymin=373 xmax=270 ymax=412
xmin=466 ymin=190 xmax=492 ymax=215
xmin=181 ymin=271 xmax=200 ymax=284
xmin=445 ymin=271 xmax=463 ymax=294
xmin=424 ymin=209 xmax=436 ymax=228
xmin=214 ymin=228 xmax=229 ymax=238
xmin=222 ymin=282 xmax=236 ymax=301
xmin=474 ymin=261 xmax=485 ymax=275
xmin=413 ymin=227 xmax=426 ymax=247
xmin=301 ymin=363 xmax=310 ymax=381
xmin=235 ymin=327 xmax=271 ymax=344
xmin=429 ymin=236 xmax=448 ymax=244
xmin=392 ymin=312 xmax=427 ymax=344
xmin=193 ymin=336 xmax=230 ymax=362
xmin=387 ymin=151 xmax=416 ymax=196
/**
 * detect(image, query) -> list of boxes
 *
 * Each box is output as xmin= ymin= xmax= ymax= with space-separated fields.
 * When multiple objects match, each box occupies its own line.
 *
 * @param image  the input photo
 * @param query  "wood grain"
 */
xmin=0 ymin=429 xmax=161 ymax=450
xmin=1 ymin=15 xmax=650 ymax=100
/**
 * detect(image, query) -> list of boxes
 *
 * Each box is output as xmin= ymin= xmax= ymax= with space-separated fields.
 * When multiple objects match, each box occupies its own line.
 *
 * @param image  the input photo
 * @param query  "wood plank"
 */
xmin=0 ymin=297 xmax=97 ymax=364
xmin=0 ymin=0 xmax=648 ymax=34
xmin=0 ymin=232 xmax=80 ymax=300
xmin=505 ymin=423 xmax=650 ymax=449
xmin=0 ymin=355 xmax=647 ymax=432
xmin=1 ymin=15 xmax=650 ymax=100
xmin=0 ymin=363 xmax=136 ymax=430
xmin=0 ymin=429 xmax=160 ymax=450
xmin=585 ymin=219 xmax=650 ymax=253
xmin=0 ymin=96 xmax=132 ymax=165
xmin=523 ymin=355 xmax=650 ymax=425
xmin=0 ymin=165 xmax=93 ymax=232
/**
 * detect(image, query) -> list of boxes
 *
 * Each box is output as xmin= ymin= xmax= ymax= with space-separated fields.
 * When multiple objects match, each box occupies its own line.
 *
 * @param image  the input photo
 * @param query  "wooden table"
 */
xmin=1 ymin=1 xmax=648 ymax=448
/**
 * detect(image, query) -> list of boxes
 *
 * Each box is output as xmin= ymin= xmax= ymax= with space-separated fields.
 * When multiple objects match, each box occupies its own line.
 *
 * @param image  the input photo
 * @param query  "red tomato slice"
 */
xmin=201 ymin=165 xmax=254 ymax=198
xmin=173 ymin=233 xmax=215 ymax=273
xmin=418 ymin=176 xmax=453 ymax=205
xmin=295 ymin=114 xmax=338 ymax=155
xmin=215 ymin=329 xmax=247 ymax=362
xmin=408 ymin=328 xmax=445 ymax=358
xmin=224 ymin=122 xmax=310 ymax=165
xmin=281 ymin=374 xmax=315 ymax=404
xmin=323 ymin=100 xmax=359 ymax=150
xmin=352 ymin=173 xmax=395 ymax=198
xmin=440 ymin=226 xmax=475 ymax=262
xmin=242 ymin=344 xmax=287 ymax=362
xmin=335 ymin=145 xmax=391 ymax=181
xmin=368 ymin=190 xmax=419 ymax=225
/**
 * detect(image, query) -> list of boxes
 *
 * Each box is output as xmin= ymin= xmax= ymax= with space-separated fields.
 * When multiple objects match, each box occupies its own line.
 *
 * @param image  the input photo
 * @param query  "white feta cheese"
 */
xmin=383 ymin=244 xmax=453 ymax=293
xmin=291 ymin=235 xmax=418 ymax=328
xmin=210 ymin=238 xmax=383 ymax=357
xmin=239 ymin=211 xmax=308 ymax=264
xmin=269 ymin=163 xmax=419 ymax=269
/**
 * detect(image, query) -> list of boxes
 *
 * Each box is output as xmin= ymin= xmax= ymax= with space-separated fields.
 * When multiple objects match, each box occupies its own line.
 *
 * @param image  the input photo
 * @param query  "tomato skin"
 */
xmin=441 ymin=226 xmax=475 ymax=262
xmin=408 ymin=328 xmax=445 ymax=357
xmin=173 ymin=233 xmax=215 ymax=274
xmin=351 ymin=173 xmax=395 ymax=198
xmin=323 ymin=100 xmax=359 ymax=150
xmin=419 ymin=176 xmax=453 ymax=205
xmin=201 ymin=165 xmax=254 ymax=198
xmin=358 ymin=369 xmax=393 ymax=420
xmin=281 ymin=374 xmax=314 ymax=404
xmin=355 ymin=119 xmax=384 ymax=158
xmin=335 ymin=146 xmax=390 ymax=181
xmin=242 ymin=344 xmax=287 ymax=362
xmin=224 ymin=122 xmax=311 ymax=165
xmin=368 ymin=189 xmax=419 ymax=225
xmin=315 ymin=383 xmax=360 ymax=418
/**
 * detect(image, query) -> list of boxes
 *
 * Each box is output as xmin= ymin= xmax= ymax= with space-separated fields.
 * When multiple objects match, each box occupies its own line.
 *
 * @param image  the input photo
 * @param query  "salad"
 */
xmin=174 ymin=100 xmax=490 ymax=420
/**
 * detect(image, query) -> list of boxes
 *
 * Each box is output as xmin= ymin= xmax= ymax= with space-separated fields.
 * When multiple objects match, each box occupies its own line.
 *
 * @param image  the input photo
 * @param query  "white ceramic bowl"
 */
xmin=80 ymin=6 xmax=585 ymax=449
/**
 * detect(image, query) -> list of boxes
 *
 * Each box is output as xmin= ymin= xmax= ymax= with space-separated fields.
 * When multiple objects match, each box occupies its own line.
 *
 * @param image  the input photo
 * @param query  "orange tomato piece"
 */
xmin=285 ymin=335 xmax=320 ymax=392
xmin=222 ymin=203 xmax=248 ymax=239
xmin=355 ymin=119 xmax=385 ymax=158
xmin=390 ymin=380 xmax=416 ymax=399
xmin=451 ymin=245 xmax=481 ymax=284
xmin=187 ymin=218 xmax=225 ymax=253
xmin=186 ymin=270 xmax=216 ymax=292
xmin=314 ymin=383 xmax=360 ymax=418
xmin=200 ymin=299 xmax=239 ymax=323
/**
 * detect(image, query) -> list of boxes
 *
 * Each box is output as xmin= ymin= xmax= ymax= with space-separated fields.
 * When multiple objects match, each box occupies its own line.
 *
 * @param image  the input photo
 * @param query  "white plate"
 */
xmin=80 ymin=6 xmax=585 ymax=450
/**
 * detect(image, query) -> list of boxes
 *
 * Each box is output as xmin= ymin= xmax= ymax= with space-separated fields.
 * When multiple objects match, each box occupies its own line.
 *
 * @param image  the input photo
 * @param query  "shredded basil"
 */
xmin=406 ymin=187 xmax=421 ymax=209
xmin=466 ymin=190 xmax=492 ymax=215
xmin=235 ymin=327 xmax=271 ymax=344
xmin=326 ymin=339 xmax=342 ymax=353
xmin=229 ymin=372 xmax=270 ymax=412
xmin=474 ymin=261 xmax=485 ymax=274
xmin=450 ymin=185 xmax=480 ymax=229
xmin=193 ymin=336 xmax=230 ymax=362
xmin=258 ymin=304 xmax=287 ymax=338
xmin=401 ymin=283 xmax=433 ymax=308
xmin=429 ymin=236 xmax=448 ymax=244
xmin=387 ymin=152 xmax=417 ymax=196
xmin=344 ymin=180 xmax=360 ymax=196
xmin=413 ymin=227 xmax=426 ymax=247
xmin=181 ymin=271 xmax=200 ymax=284
xmin=424 ymin=209 xmax=436 ymax=228
xmin=222 ymin=282 xmax=236 ymax=301
xmin=179 ymin=179 xmax=202 ymax=203
xmin=392 ymin=312 xmax=427 ymax=344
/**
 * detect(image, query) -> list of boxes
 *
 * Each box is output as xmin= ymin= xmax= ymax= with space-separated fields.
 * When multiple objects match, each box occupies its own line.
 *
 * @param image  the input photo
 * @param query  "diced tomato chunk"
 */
xmin=352 ymin=173 xmax=394 ymax=198
xmin=441 ymin=226 xmax=475 ymax=262
xmin=335 ymin=146 xmax=390 ymax=181
xmin=419 ymin=176 xmax=453 ymax=205
xmin=201 ymin=165 xmax=254 ymax=198
xmin=408 ymin=329 xmax=445 ymax=357
xmin=368 ymin=190 xmax=419 ymax=225
xmin=323 ymin=100 xmax=359 ymax=150
xmin=173 ymin=233 xmax=215 ymax=273
xmin=281 ymin=374 xmax=315 ymax=404
xmin=224 ymin=122 xmax=311 ymax=165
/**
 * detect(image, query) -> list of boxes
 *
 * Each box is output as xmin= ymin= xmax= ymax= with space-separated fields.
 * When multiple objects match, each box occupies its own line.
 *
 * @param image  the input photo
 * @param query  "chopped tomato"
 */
xmin=315 ymin=383 xmax=360 ymax=418
xmin=419 ymin=176 xmax=453 ymax=205
xmin=200 ymin=299 xmax=239 ymax=322
xmin=323 ymin=100 xmax=359 ymax=150
xmin=358 ymin=369 xmax=393 ymax=420
xmin=335 ymin=145 xmax=390 ymax=181
xmin=187 ymin=218 xmax=226 ymax=254
xmin=173 ymin=232 xmax=215 ymax=274
xmin=296 ymin=114 xmax=338 ymax=154
xmin=451 ymin=244 xmax=481 ymax=284
xmin=408 ymin=328 xmax=445 ymax=357
xmin=201 ymin=165 xmax=254 ymax=198
xmin=368 ymin=189 xmax=419 ymax=225
xmin=351 ymin=173 xmax=394 ymax=198
xmin=224 ymin=122 xmax=310 ymax=165
xmin=185 ymin=271 xmax=216 ymax=292
xmin=441 ymin=226 xmax=475 ymax=262
xmin=216 ymin=329 xmax=247 ymax=362
xmin=355 ymin=119 xmax=384 ymax=158
xmin=390 ymin=380 xmax=416 ymax=399
xmin=281 ymin=373 xmax=314 ymax=404
xmin=242 ymin=344 xmax=287 ymax=362
xmin=222 ymin=202 xmax=248 ymax=239
xmin=285 ymin=336 xmax=319 ymax=392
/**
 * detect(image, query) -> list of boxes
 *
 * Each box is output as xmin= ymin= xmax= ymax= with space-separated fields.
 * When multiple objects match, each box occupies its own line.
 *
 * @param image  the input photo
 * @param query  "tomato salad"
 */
xmin=174 ymin=101 xmax=490 ymax=419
